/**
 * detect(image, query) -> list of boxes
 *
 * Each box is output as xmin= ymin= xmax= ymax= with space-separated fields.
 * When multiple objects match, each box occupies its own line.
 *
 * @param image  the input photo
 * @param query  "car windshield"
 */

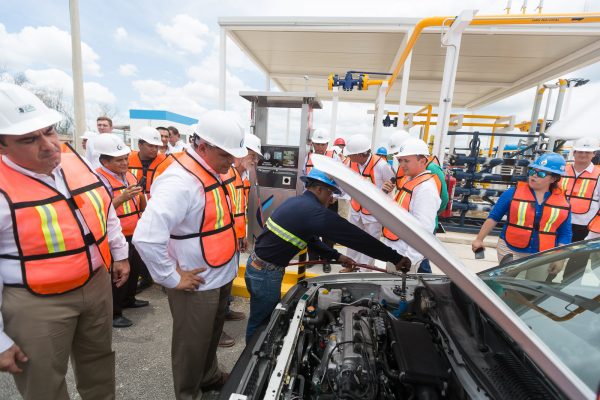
xmin=479 ymin=240 xmax=600 ymax=392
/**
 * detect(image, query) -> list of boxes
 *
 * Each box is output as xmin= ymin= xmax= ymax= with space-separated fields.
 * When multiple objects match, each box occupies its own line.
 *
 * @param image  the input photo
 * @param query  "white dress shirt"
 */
xmin=349 ymin=154 xmax=395 ymax=224
xmin=132 ymin=150 xmax=238 ymax=291
xmin=0 ymin=155 xmax=128 ymax=353
xmin=383 ymin=171 xmax=441 ymax=265
xmin=167 ymin=140 xmax=190 ymax=154
xmin=570 ymin=163 xmax=600 ymax=226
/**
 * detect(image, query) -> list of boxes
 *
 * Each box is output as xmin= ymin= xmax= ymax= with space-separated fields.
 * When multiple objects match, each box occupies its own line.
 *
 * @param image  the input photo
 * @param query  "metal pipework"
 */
xmin=451 ymin=202 xmax=493 ymax=212
xmin=449 ymin=155 xmax=530 ymax=168
xmin=453 ymin=171 xmax=527 ymax=183
xmin=454 ymin=187 xmax=507 ymax=197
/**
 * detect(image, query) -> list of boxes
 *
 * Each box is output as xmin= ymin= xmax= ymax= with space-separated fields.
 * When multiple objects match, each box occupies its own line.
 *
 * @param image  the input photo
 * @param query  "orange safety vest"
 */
xmin=96 ymin=168 xmax=141 ymax=237
xmin=221 ymin=166 xmax=248 ymax=240
xmin=169 ymin=152 xmax=237 ymax=267
xmin=505 ymin=182 xmax=570 ymax=252
xmin=0 ymin=146 xmax=112 ymax=295
xmin=383 ymin=172 xmax=435 ymax=241
xmin=348 ymin=155 xmax=386 ymax=215
xmin=150 ymin=154 xmax=175 ymax=185
xmin=559 ymin=163 xmax=600 ymax=214
xmin=588 ymin=210 xmax=600 ymax=233
xmin=305 ymin=150 xmax=336 ymax=174
xmin=395 ymin=155 xmax=441 ymax=192
xmin=128 ymin=151 xmax=167 ymax=194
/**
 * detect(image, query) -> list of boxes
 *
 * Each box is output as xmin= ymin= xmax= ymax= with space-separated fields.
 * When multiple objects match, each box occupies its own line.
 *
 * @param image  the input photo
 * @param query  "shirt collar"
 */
xmin=1 ymin=155 xmax=62 ymax=179
xmin=359 ymin=153 xmax=372 ymax=168
xmin=185 ymin=149 xmax=220 ymax=180
xmin=100 ymin=165 xmax=127 ymax=184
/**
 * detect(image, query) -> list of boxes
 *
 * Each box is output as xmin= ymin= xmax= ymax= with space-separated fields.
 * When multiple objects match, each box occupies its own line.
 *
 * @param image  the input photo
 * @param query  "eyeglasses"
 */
xmin=528 ymin=169 xmax=548 ymax=178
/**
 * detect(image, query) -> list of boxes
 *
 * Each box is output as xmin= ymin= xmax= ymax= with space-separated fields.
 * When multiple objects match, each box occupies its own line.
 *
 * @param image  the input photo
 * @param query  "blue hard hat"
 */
xmin=300 ymin=168 xmax=342 ymax=194
xmin=529 ymin=153 xmax=566 ymax=175
xmin=376 ymin=146 xmax=387 ymax=156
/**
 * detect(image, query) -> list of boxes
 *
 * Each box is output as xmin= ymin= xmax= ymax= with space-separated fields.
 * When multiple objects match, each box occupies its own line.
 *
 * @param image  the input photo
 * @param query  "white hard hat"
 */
xmin=386 ymin=129 xmax=411 ymax=154
xmin=311 ymin=128 xmax=330 ymax=144
xmin=573 ymin=136 xmax=600 ymax=152
xmin=135 ymin=126 xmax=163 ymax=146
xmin=244 ymin=133 xmax=262 ymax=157
xmin=195 ymin=110 xmax=247 ymax=158
xmin=94 ymin=134 xmax=131 ymax=157
xmin=80 ymin=130 xmax=98 ymax=140
xmin=0 ymin=82 xmax=63 ymax=135
xmin=395 ymin=137 xmax=430 ymax=157
xmin=345 ymin=134 xmax=371 ymax=155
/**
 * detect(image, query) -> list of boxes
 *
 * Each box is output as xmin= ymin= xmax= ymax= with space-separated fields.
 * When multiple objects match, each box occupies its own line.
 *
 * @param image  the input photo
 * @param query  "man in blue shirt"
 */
xmin=245 ymin=169 xmax=411 ymax=341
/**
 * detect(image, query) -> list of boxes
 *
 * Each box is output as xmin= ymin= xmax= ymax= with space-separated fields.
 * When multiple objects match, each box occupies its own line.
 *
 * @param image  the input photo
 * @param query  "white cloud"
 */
xmin=114 ymin=27 xmax=128 ymax=42
xmin=156 ymin=14 xmax=212 ymax=54
xmin=24 ymin=68 xmax=116 ymax=105
xmin=119 ymin=63 xmax=138 ymax=76
xmin=0 ymin=23 xmax=102 ymax=76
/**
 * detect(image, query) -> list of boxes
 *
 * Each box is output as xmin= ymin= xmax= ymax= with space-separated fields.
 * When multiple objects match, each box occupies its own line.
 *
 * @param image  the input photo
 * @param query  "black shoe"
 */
xmin=225 ymin=310 xmax=245 ymax=321
xmin=113 ymin=316 xmax=133 ymax=328
xmin=323 ymin=263 xmax=331 ymax=273
xmin=123 ymin=299 xmax=149 ymax=309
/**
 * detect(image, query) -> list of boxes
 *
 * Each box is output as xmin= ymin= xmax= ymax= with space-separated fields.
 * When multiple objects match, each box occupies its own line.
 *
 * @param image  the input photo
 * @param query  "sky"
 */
xmin=1 ymin=0 xmax=600 ymax=148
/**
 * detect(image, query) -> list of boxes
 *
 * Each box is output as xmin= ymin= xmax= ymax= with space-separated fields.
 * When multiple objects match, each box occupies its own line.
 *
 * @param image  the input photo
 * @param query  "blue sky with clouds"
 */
xmin=2 ymin=0 xmax=600 ymax=146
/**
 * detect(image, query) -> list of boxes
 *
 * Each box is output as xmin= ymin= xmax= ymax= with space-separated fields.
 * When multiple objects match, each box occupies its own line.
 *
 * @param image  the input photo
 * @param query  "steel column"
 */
xmin=219 ymin=28 xmax=226 ymax=110
xmin=69 ymin=0 xmax=85 ymax=153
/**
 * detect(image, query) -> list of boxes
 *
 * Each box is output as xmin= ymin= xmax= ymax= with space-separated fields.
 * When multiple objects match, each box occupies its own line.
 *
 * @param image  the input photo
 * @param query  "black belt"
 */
xmin=249 ymin=252 xmax=283 ymax=271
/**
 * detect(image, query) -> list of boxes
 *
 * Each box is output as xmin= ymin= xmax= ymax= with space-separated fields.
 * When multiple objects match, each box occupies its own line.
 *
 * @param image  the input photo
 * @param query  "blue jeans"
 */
xmin=418 ymin=258 xmax=432 ymax=273
xmin=245 ymin=255 xmax=284 ymax=342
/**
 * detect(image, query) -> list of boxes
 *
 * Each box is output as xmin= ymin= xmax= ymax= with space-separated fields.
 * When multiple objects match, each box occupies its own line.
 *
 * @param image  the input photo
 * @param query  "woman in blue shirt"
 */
xmin=472 ymin=153 xmax=572 ymax=264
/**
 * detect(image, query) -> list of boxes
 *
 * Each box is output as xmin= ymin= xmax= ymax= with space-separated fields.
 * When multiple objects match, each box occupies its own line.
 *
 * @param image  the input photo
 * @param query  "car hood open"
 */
xmin=311 ymin=154 xmax=593 ymax=400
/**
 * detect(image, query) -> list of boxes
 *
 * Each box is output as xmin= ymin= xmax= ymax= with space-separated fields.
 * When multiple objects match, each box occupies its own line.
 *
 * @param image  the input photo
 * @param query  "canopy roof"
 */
xmin=219 ymin=16 xmax=600 ymax=109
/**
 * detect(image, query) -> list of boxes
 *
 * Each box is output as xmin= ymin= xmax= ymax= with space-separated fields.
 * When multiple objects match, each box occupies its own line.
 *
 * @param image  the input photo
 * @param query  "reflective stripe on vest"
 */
xmin=96 ymin=169 xmax=141 ymax=237
xmin=0 ymin=145 xmax=112 ymax=295
xmin=221 ymin=166 xmax=247 ymax=240
xmin=383 ymin=172 xmax=434 ymax=241
xmin=505 ymin=182 xmax=570 ymax=252
xmin=305 ymin=150 xmax=336 ymax=174
xmin=265 ymin=217 xmax=307 ymax=250
xmin=395 ymin=155 xmax=442 ymax=193
xmin=128 ymin=151 xmax=167 ymax=195
xmin=559 ymin=164 xmax=600 ymax=214
xmin=168 ymin=152 xmax=237 ymax=268
xmin=349 ymin=155 xmax=385 ymax=215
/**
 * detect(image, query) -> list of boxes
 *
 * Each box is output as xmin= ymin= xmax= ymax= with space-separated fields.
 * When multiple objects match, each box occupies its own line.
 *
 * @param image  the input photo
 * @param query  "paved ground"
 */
xmin=0 ymin=232 xmax=498 ymax=399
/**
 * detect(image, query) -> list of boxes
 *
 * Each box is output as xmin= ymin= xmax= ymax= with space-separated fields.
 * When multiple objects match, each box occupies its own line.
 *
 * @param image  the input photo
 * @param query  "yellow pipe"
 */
xmin=488 ymin=121 xmax=498 ymax=157
xmin=386 ymin=12 xmax=600 ymax=96
xmin=405 ymin=121 xmax=510 ymax=128
xmin=386 ymin=110 xmax=506 ymax=120
xmin=423 ymin=104 xmax=433 ymax=142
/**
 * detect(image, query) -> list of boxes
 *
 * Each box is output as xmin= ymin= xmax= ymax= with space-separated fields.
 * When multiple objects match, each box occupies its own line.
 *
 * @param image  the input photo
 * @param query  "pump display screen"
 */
xmin=259 ymin=145 xmax=299 ymax=169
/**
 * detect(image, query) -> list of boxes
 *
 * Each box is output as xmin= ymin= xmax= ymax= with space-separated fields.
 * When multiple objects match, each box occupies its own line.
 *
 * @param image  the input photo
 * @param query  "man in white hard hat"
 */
xmin=80 ymin=130 xmax=98 ymax=151
xmin=0 ymin=83 xmax=130 ymax=398
xmin=559 ymin=137 xmax=600 ymax=279
xmin=95 ymin=134 xmax=150 ymax=328
xmin=381 ymin=138 xmax=441 ymax=272
xmin=133 ymin=109 xmax=248 ymax=399
xmin=344 ymin=133 xmax=394 ymax=267
xmin=218 ymin=133 xmax=262 ymax=348
xmin=129 ymin=126 xmax=168 ymax=199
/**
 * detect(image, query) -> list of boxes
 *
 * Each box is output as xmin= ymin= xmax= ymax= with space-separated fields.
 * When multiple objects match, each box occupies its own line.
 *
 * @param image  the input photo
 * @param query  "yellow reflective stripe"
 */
xmin=577 ymin=178 xmax=590 ymax=197
xmin=265 ymin=218 xmax=307 ymax=250
xmin=560 ymin=178 xmax=569 ymax=191
xmin=35 ymin=204 xmax=66 ymax=253
xmin=543 ymin=207 xmax=560 ymax=232
xmin=121 ymin=193 xmax=131 ymax=214
xmin=211 ymin=190 xmax=225 ymax=230
xmin=85 ymin=189 xmax=107 ymax=235
xmin=516 ymin=201 xmax=528 ymax=226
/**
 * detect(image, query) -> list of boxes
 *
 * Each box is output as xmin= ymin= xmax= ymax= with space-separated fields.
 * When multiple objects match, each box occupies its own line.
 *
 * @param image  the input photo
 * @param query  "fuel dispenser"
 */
xmin=240 ymin=91 xmax=322 ymax=245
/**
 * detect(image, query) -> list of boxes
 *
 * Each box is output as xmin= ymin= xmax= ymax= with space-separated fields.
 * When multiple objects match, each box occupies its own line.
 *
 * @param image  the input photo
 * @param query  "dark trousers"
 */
xmin=563 ymin=224 xmax=591 ymax=281
xmin=308 ymin=201 xmax=339 ymax=261
xmin=112 ymin=237 xmax=144 ymax=316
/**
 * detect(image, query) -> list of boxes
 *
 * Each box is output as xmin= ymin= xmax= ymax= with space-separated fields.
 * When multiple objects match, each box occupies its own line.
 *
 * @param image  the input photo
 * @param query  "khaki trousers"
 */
xmin=167 ymin=280 xmax=231 ymax=400
xmin=2 ymin=268 xmax=114 ymax=400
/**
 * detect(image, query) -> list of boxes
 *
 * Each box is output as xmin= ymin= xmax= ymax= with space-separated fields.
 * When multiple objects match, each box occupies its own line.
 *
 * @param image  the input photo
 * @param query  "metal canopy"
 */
xmin=220 ymin=17 xmax=600 ymax=109
xmin=239 ymin=91 xmax=322 ymax=109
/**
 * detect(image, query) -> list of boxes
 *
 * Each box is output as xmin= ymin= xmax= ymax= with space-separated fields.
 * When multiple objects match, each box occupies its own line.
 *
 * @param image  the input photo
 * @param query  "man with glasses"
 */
xmin=245 ymin=168 xmax=412 ymax=342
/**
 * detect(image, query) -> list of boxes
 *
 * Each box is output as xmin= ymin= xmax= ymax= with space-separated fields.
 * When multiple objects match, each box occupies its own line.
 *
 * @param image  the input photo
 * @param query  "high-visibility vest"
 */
xmin=96 ymin=168 xmax=141 ymax=237
xmin=505 ymin=182 xmax=570 ymax=252
xmin=305 ymin=150 xmax=336 ymax=174
xmin=150 ymin=154 xmax=174 ymax=185
xmin=221 ymin=166 xmax=248 ymax=240
xmin=588 ymin=210 xmax=600 ymax=233
xmin=128 ymin=151 xmax=167 ymax=194
xmin=559 ymin=163 xmax=600 ymax=214
xmin=168 ymin=152 xmax=237 ymax=267
xmin=383 ymin=172 xmax=435 ymax=241
xmin=348 ymin=155 xmax=386 ymax=215
xmin=0 ymin=147 xmax=112 ymax=295
xmin=395 ymin=155 xmax=442 ymax=193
